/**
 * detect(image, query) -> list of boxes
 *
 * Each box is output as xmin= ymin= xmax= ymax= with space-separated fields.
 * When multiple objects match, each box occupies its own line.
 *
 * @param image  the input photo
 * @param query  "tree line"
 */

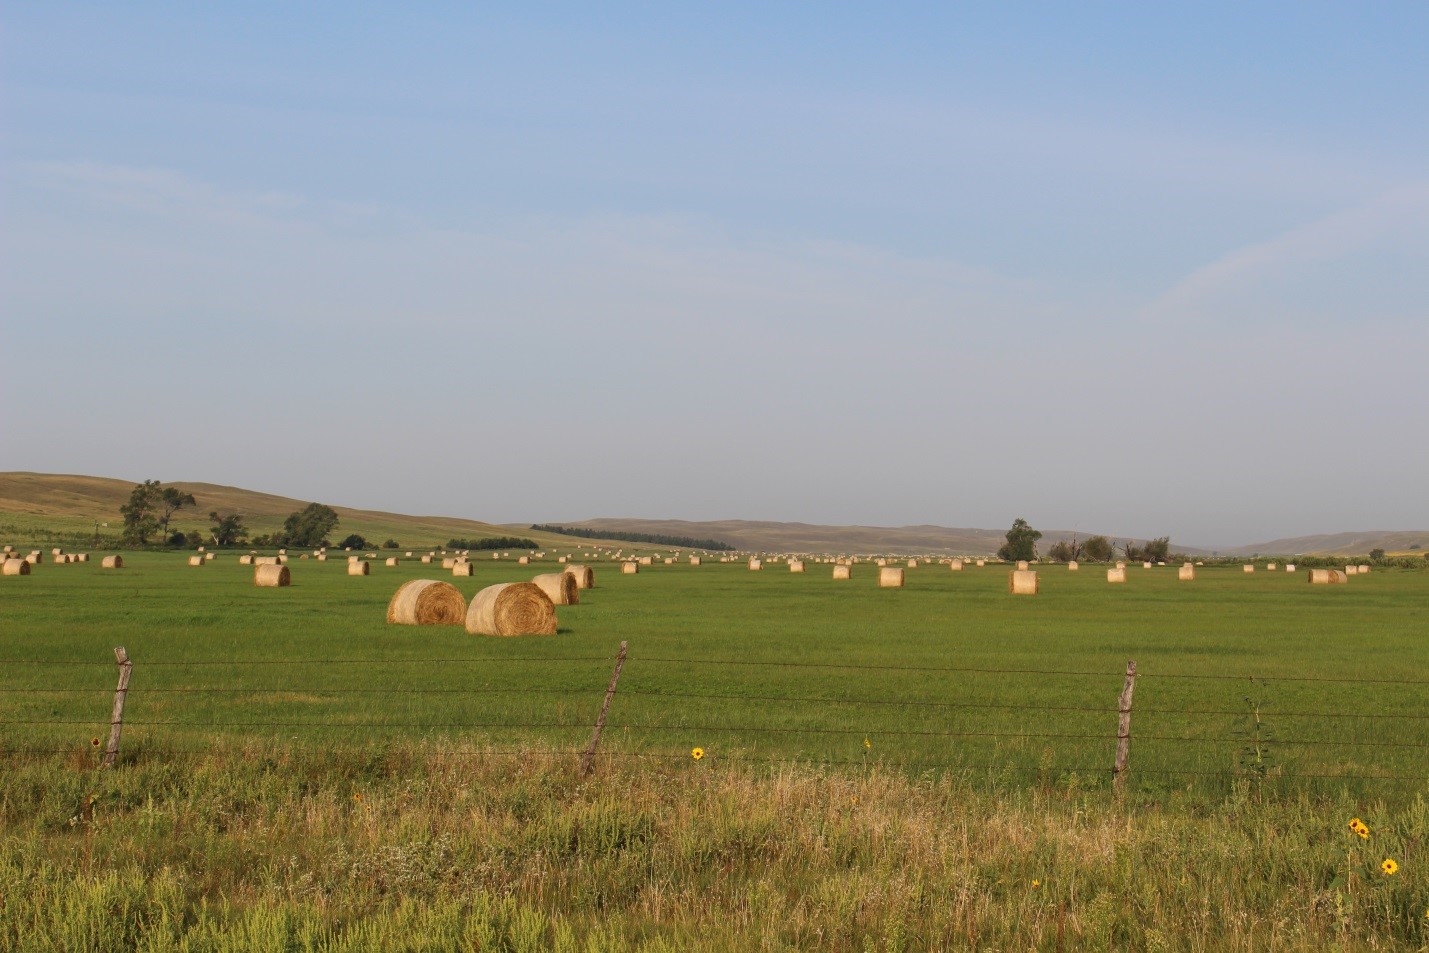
xmin=996 ymin=518 xmax=1173 ymax=563
xmin=118 ymin=481 xmax=345 ymax=549
xmin=447 ymin=537 xmax=539 ymax=551
xmin=531 ymin=524 xmax=735 ymax=551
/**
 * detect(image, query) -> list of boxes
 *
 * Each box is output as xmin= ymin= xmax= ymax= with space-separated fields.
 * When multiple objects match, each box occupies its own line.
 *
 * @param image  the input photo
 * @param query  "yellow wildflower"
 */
xmin=691 ymin=747 xmax=704 ymax=761
xmin=1382 ymin=859 xmax=1399 ymax=876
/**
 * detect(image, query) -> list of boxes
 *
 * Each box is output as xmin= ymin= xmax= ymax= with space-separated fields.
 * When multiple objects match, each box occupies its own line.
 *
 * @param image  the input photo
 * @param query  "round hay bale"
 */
xmin=205 ymin=553 xmax=215 ymax=561
xmin=622 ymin=561 xmax=639 ymax=574
xmin=77 ymin=553 xmax=90 ymax=563
xmin=876 ymin=558 xmax=887 ymax=567
xmin=1358 ymin=564 xmax=1371 ymax=574
xmin=1107 ymin=567 xmax=1127 ymax=583
xmin=1067 ymin=561 xmax=1079 ymax=571
xmin=188 ymin=555 xmax=204 ymax=567
xmin=316 ymin=554 xmax=327 ymax=562
xmin=1115 ymin=562 xmax=1126 ymax=570
xmin=518 ymin=556 xmax=530 ymax=565
xmin=1345 ymin=565 xmax=1360 ymax=575
xmin=348 ymin=560 xmax=370 ymax=576
xmin=949 ymin=560 xmax=963 ymax=571
xmin=278 ymin=549 xmax=287 ymax=556
xmin=1016 ymin=560 xmax=1030 ymax=571
xmin=405 ymin=551 xmax=413 ymax=557
xmin=879 ymin=567 xmax=904 ymax=588
xmin=465 ymin=582 xmax=557 ymax=637
xmin=387 ymin=579 xmax=466 ymax=624
xmin=1008 ymin=569 xmax=1039 ymax=595
xmin=833 ymin=564 xmax=851 ymax=580
xmin=441 ymin=557 xmax=456 ymax=569
xmin=1243 ymin=565 xmax=1255 ymax=573
xmin=1267 ymin=562 xmax=1278 ymax=571
xmin=385 ymin=557 xmax=400 ymax=567
xmin=51 ymin=548 xmax=62 ymax=556
xmin=101 ymin=555 xmax=123 ymax=569
xmin=3 ymin=558 xmax=30 ymax=576
xmin=1285 ymin=564 xmax=1296 ymax=572
xmin=255 ymin=556 xmax=280 ymax=566
xmin=452 ymin=561 xmax=475 ymax=577
xmin=1178 ymin=565 xmax=1195 ymax=581
xmin=1309 ymin=568 xmax=1348 ymax=585
xmin=564 ymin=564 xmax=595 ymax=589
xmin=688 ymin=556 xmax=702 ymax=566
xmin=420 ymin=555 xmax=433 ymax=564
xmin=239 ymin=554 xmax=255 ymax=565
xmin=1142 ymin=561 xmax=1153 ymax=569
xmin=639 ymin=556 xmax=653 ymax=566
xmin=254 ymin=564 xmax=291 ymax=587
xmin=789 ymin=560 xmax=805 ymax=573
xmin=976 ymin=559 xmax=986 ymax=567
xmin=533 ymin=572 xmax=579 ymax=605
xmin=906 ymin=559 xmax=918 ymax=569
xmin=749 ymin=558 xmax=763 ymax=571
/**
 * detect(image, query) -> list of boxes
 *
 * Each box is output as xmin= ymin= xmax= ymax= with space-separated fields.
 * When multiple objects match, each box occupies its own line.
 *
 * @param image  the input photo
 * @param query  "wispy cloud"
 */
xmin=1143 ymin=182 xmax=1429 ymax=320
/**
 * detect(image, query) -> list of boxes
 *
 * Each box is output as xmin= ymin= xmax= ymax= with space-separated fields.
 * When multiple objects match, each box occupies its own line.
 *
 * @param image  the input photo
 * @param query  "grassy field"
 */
xmin=3 ymin=552 xmax=1428 ymax=948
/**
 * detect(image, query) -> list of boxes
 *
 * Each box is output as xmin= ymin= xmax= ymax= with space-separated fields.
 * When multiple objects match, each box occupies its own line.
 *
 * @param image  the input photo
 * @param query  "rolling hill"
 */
xmin=0 ymin=472 xmax=609 ymax=550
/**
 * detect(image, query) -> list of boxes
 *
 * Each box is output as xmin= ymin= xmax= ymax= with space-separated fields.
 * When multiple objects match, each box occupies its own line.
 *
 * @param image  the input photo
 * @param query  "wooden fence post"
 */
xmin=1113 ymin=659 xmax=1136 ymax=791
xmin=580 ymin=641 xmax=628 ymax=776
xmin=101 ymin=647 xmax=133 ymax=769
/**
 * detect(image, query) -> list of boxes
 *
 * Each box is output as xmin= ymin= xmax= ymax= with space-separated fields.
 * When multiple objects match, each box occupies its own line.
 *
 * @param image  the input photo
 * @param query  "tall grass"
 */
xmin=2 ymin=745 xmax=1426 ymax=950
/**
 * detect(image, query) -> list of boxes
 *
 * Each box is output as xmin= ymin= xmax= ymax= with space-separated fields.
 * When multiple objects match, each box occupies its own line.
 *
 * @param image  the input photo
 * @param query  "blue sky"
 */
xmin=3 ymin=3 xmax=1426 ymax=546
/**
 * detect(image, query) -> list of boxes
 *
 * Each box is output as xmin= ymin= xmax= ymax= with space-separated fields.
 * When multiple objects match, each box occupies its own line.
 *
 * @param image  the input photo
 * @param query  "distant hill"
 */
xmin=0 ymin=472 xmax=617 ymax=549
xmin=524 ymin=518 xmax=1207 ymax=556
xmin=533 ymin=518 xmax=1426 ymax=557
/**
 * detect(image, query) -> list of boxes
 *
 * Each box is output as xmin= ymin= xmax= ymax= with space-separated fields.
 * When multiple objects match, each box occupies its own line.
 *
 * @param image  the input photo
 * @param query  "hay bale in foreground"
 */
xmin=833 ymin=564 xmax=851 ymax=580
xmin=348 ymin=560 xmax=370 ymax=576
xmin=1008 ymin=569 xmax=1039 ymax=595
xmin=387 ymin=579 xmax=466 ymax=624
xmin=907 ymin=559 xmax=918 ymax=569
xmin=1309 ymin=569 xmax=1348 ymax=585
xmin=452 ymin=561 xmax=474 ymax=577
xmin=1178 ymin=565 xmax=1195 ymax=581
xmin=465 ymin=582 xmax=557 ymax=637
xmin=532 ymin=572 xmax=579 ymax=605
xmin=101 ymin=555 xmax=123 ymax=569
xmin=622 ymin=561 xmax=639 ymax=574
xmin=564 ymin=564 xmax=595 ymax=589
xmin=3 ymin=558 xmax=30 ymax=576
xmin=949 ymin=560 xmax=963 ymax=571
xmin=749 ymin=559 xmax=763 ymax=571
xmin=188 ymin=556 xmax=204 ymax=567
xmin=1107 ymin=567 xmax=1127 ymax=583
xmin=879 ymin=567 xmax=904 ymax=588
xmin=254 ymin=564 xmax=291 ymax=587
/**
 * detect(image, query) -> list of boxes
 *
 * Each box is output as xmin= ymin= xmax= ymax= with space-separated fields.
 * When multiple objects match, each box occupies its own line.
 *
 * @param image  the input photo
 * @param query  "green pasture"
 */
xmin=2 ymin=552 xmax=1427 ymax=795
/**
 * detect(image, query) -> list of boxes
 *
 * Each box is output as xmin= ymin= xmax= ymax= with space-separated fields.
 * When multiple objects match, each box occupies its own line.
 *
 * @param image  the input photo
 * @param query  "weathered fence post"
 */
xmin=101 ymin=647 xmax=133 ymax=768
xmin=580 ymin=641 xmax=628 ymax=776
xmin=1113 ymin=659 xmax=1136 ymax=791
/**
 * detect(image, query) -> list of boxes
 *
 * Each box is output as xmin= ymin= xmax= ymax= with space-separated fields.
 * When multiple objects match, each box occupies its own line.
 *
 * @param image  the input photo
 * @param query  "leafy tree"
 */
xmin=996 ymin=518 xmax=1042 ymax=562
xmin=184 ymin=530 xmax=206 ymax=548
xmin=1143 ymin=537 xmax=1171 ymax=562
xmin=338 ymin=533 xmax=369 ymax=550
xmin=448 ymin=536 xmax=540 ymax=550
xmin=119 ymin=479 xmax=162 ymax=544
xmin=209 ymin=511 xmax=248 ymax=546
xmin=167 ymin=530 xmax=187 ymax=547
xmin=1369 ymin=548 xmax=1386 ymax=560
xmin=1046 ymin=537 xmax=1084 ymax=562
xmin=382 ymin=539 xmax=400 ymax=549
xmin=282 ymin=503 xmax=340 ymax=548
xmin=157 ymin=487 xmax=196 ymax=541
xmin=1082 ymin=536 xmax=1115 ymax=562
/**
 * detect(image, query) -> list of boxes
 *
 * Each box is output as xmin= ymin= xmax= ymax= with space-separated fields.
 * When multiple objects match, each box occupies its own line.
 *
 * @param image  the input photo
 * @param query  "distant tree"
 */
xmin=157 ymin=487 xmax=196 ymax=541
xmin=184 ymin=530 xmax=206 ymax=548
xmin=1369 ymin=548 xmax=1386 ymax=560
xmin=338 ymin=533 xmax=369 ymax=550
xmin=1142 ymin=537 xmax=1171 ymax=562
xmin=209 ymin=511 xmax=248 ymax=546
xmin=282 ymin=503 xmax=340 ymax=548
xmin=996 ymin=518 xmax=1042 ymax=562
xmin=167 ymin=530 xmax=187 ymax=547
xmin=1047 ymin=537 xmax=1084 ymax=562
xmin=119 ymin=479 xmax=163 ymax=544
xmin=1082 ymin=536 xmax=1115 ymax=562
xmin=382 ymin=539 xmax=400 ymax=549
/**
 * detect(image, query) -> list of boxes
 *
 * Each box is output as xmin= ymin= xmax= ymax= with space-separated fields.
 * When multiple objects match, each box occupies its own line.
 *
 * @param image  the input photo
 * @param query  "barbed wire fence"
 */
xmin=7 ymin=645 xmax=1429 ymax=786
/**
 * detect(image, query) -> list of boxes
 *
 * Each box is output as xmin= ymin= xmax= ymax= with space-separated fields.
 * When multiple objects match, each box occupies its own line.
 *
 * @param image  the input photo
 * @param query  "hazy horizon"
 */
xmin=4 ymin=5 xmax=1427 ymax=543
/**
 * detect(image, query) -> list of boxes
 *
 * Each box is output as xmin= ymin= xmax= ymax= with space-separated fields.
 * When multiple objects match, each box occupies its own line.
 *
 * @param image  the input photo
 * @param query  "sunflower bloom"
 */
xmin=691 ymin=747 xmax=704 ymax=761
xmin=1031 ymin=880 xmax=1041 ymax=889
xmin=90 ymin=738 xmax=101 ymax=747
xmin=1357 ymin=827 xmax=1369 ymax=840
xmin=1382 ymin=859 xmax=1399 ymax=876
xmin=863 ymin=737 xmax=872 ymax=749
